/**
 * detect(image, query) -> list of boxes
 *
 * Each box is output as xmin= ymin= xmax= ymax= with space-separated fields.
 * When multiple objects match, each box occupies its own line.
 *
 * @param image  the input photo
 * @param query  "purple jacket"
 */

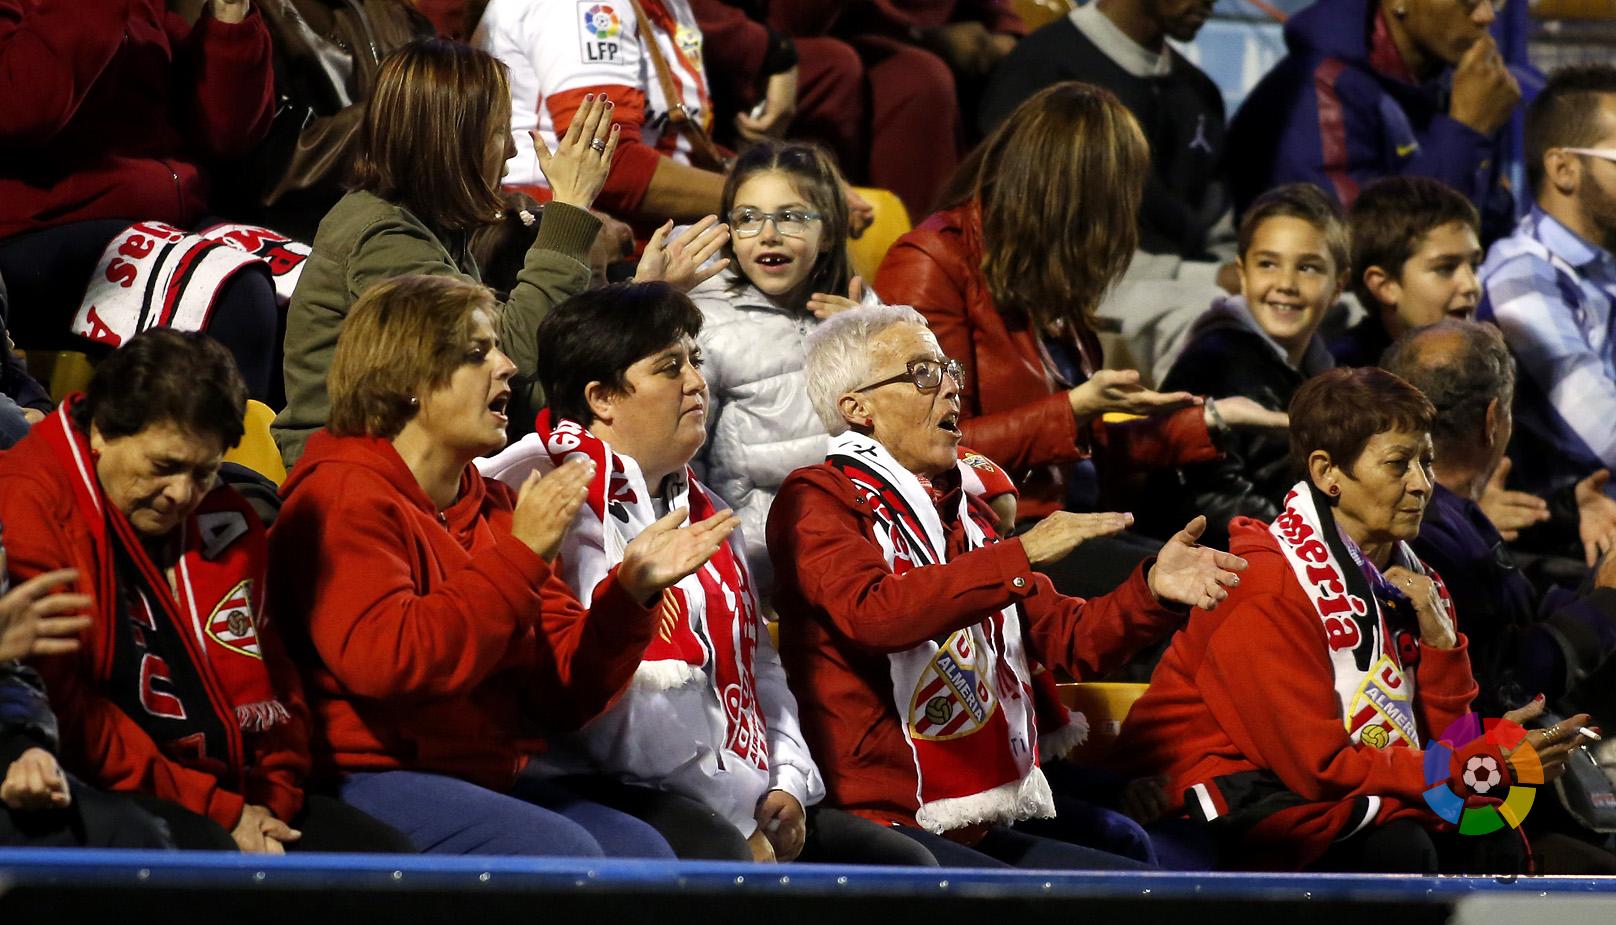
xmin=1226 ymin=0 xmax=1520 ymax=242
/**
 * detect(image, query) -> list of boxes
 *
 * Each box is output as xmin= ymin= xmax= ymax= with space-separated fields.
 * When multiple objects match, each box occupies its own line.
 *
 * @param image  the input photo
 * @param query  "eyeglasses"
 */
xmin=854 ymin=357 xmax=964 ymax=394
xmin=1559 ymin=147 xmax=1616 ymax=164
xmin=728 ymin=208 xmax=822 ymax=238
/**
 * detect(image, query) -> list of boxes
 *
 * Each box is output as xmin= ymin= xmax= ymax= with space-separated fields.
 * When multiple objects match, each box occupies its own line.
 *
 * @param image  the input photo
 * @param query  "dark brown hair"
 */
xmin=328 ymin=274 xmax=495 ymax=439
xmin=72 ymin=329 xmax=246 ymax=449
xmin=1237 ymin=182 xmax=1351 ymax=275
xmin=1526 ymin=64 xmax=1616 ymax=195
xmin=938 ymin=81 xmax=1148 ymax=330
xmin=1348 ymin=177 xmax=1479 ymax=308
xmin=720 ymin=141 xmax=852 ymax=301
xmin=350 ymin=39 xmax=511 ymax=232
xmin=1288 ymin=367 xmax=1435 ymax=480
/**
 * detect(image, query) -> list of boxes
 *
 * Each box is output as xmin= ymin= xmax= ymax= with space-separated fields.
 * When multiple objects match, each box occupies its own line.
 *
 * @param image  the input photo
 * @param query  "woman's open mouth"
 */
xmin=488 ymin=392 xmax=509 ymax=423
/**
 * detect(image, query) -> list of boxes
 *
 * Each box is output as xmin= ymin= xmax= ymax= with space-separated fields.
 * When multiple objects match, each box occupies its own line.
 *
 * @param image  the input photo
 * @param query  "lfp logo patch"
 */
xmin=579 ymin=3 xmax=621 ymax=62
xmin=582 ymin=4 xmax=620 ymax=37
xmin=1422 ymin=713 xmax=1542 ymax=835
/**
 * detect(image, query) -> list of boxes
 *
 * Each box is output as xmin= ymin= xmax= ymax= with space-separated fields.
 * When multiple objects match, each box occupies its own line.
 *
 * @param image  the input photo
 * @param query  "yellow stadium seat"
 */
xmin=22 ymin=350 xmax=97 ymax=403
xmin=847 ymin=187 xmax=913 ymax=283
xmin=224 ymin=399 xmax=288 ymax=486
xmin=1013 ymin=0 xmax=1078 ymax=31
xmin=1057 ymin=681 xmax=1148 ymax=767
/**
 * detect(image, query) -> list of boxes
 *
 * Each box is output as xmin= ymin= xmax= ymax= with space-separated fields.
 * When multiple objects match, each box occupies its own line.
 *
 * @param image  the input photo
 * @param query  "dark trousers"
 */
xmin=891 ymin=821 xmax=1154 ymax=870
xmin=0 ymin=219 xmax=281 ymax=401
xmin=128 ymin=792 xmax=414 ymax=853
xmin=1309 ymin=817 xmax=1526 ymax=874
xmin=0 ymin=775 xmax=171 ymax=848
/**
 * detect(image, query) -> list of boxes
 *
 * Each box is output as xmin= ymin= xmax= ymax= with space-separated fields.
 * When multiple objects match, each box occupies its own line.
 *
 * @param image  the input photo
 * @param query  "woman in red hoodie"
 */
xmin=269 ymin=272 xmax=740 ymax=856
xmin=1119 ymin=367 xmax=1589 ymax=872
xmin=0 ymin=0 xmax=280 ymax=397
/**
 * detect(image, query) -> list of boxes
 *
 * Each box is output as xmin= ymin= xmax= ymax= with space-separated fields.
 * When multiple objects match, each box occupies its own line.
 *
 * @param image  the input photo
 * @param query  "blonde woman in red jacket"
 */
xmin=875 ymin=82 xmax=1284 ymax=595
xmin=269 ymin=273 xmax=738 ymax=856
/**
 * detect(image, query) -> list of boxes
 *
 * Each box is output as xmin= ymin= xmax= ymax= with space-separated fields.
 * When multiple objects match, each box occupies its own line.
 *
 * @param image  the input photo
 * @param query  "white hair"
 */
xmin=804 ymin=304 xmax=930 ymax=435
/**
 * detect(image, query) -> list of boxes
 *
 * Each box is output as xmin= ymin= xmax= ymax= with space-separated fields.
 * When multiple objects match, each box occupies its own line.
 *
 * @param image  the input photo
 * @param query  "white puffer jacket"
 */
xmin=690 ymin=271 xmax=878 ymax=594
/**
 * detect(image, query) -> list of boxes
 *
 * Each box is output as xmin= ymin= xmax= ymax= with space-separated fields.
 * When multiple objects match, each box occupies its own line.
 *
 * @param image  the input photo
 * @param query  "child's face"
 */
xmin=1374 ymin=220 xmax=1482 ymax=338
xmin=730 ymin=171 xmax=826 ymax=301
xmin=1237 ymin=215 xmax=1343 ymax=359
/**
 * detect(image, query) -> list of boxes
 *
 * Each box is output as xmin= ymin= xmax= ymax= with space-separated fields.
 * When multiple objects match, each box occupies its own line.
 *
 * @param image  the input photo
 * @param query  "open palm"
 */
xmin=620 ymin=508 xmax=741 ymax=602
xmin=1147 ymin=516 xmax=1246 ymax=611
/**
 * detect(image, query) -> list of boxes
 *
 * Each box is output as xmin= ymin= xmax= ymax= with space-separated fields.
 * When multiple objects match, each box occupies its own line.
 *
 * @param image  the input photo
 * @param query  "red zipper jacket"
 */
xmin=269 ymin=431 xmax=654 ymax=791
xmin=0 ymin=0 xmax=274 ymax=239
xmin=1117 ymin=516 xmax=1479 ymax=869
xmin=874 ymin=204 xmax=1218 ymax=521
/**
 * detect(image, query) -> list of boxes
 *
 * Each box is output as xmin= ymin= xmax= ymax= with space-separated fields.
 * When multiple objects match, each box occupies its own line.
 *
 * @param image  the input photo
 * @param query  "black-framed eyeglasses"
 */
xmin=728 ymin=208 xmax=822 ymax=238
xmin=854 ymin=357 xmax=964 ymax=394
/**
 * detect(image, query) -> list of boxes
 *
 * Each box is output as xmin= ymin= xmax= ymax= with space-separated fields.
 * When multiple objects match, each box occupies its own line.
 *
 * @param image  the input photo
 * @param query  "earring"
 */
xmin=1393 ymin=4 xmax=1406 ymax=15
xmin=1328 ymin=484 xmax=1340 ymax=497
xmin=408 ymin=396 xmax=419 ymax=408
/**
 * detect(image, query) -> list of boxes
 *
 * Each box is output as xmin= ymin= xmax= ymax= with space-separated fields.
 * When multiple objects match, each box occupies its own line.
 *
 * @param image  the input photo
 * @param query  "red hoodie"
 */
xmin=0 ymin=0 xmax=274 ymax=239
xmin=268 ymin=431 xmax=655 ymax=791
xmin=1117 ymin=516 xmax=1478 ymax=870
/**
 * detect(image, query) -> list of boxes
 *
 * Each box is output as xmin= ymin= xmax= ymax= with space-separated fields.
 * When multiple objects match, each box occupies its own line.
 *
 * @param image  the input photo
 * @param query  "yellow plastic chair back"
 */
xmin=224 ymin=399 xmax=288 ymax=486
xmin=1057 ymin=681 xmax=1148 ymax=767
xmin=1013 ymin=0 xmax=1077 ymax=31
xmin=21 ymin=350 xmax=97 ymax=404
xmin=847 ymin=187 xmax=913 ymax=283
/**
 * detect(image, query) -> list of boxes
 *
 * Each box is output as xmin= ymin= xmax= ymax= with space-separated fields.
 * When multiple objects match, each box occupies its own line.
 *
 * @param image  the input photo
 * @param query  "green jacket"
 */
xmin=272 ymin=190 xmax=601 ymax=466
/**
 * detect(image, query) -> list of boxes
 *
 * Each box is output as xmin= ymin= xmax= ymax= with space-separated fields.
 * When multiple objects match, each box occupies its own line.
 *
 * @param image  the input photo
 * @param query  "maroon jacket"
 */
xmin=875 ymin=203 xmax=1219 ymax=520
xmin=0 ymin=0 xmax=274 ymax=239
xmin=767 ymin=462 xmax=1183 ymax=832
xmin=767 ymin=0 xmax=1022 ymax=39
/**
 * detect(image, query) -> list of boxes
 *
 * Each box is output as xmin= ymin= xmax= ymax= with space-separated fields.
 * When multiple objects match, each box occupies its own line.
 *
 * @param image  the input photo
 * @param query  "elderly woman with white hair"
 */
xmin=767 ymin=304 xmax=1247 ymax=869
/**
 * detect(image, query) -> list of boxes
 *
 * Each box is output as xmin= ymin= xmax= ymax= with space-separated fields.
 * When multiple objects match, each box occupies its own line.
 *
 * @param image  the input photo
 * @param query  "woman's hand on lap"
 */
xmin=534 ymin=94 xmax=619 ymax=210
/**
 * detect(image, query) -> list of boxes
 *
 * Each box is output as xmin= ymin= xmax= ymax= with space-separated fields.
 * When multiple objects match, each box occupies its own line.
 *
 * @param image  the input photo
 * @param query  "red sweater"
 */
xmin=0 ymin=419 xmax=308 ymax=830
xmin=1117 ymin=517 xmax=1479 ymax=870
xmin=875 ymin=204 xmax=1218 ymax=520
xmin=268 ymin=432 xmax=655 ymax=791
xmin=0 ymin=0 xmax=274 ymax=239
xmin=766 ymin=462 xmax=1185 ymax=831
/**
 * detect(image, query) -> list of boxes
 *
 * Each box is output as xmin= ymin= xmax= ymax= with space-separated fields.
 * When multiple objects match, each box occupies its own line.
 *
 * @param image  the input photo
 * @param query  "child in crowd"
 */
xmin=687 ymin=142 xmax=875 ymax=591
xmin=1331 ymin=177 xmax=1484 ymax=368
xmin=1140 ymin=184 xmax=1349 ymax=549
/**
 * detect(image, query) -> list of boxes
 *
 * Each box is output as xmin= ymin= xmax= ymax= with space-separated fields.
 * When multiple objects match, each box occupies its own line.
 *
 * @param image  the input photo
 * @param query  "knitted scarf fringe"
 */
xmin=914 ymin=766 xmax=1056 ymax=835
xmin=631 ymin=659 xmax=707 ymax=692
xmin=1037 ymin=712 xmax=1090 ymax=763
xmin=235 ymin=700 xmax=291 ymax=733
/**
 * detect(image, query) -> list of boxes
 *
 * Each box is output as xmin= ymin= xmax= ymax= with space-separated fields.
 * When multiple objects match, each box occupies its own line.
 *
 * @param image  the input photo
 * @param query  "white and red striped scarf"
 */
xmin=72 ymin=222 xmax=308 ymax=348
xmin=826 ymin=431 xmax=1084 ymax=835
xmin=484 ymin=411 xmax=770 ymax=771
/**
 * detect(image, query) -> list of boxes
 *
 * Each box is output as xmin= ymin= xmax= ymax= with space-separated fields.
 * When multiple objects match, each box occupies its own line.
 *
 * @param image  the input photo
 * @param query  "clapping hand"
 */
xmin=1146 ymin=516 xmax=1247 ymax=611
xmin=635 ymin=215 xmax=730 ymax=292
xmin=534 ymin=93 xmax=619 ymax=210
xmin=618 ymin=508 xmax=740 ymax=603
xmin=1068 ymin=370 xmax=1199 ymax=423
xmin=0 ymin=568 xmax=93 ymax=662
xmin=509 ymin=459 xmax=595 ymax=562
xmin=1478 ymin=458 xmax=1549 ymax=542
xmin=806 ymin=276 xmax=865 ymax=319
xmin=1018 ymin=511 xmax=1134 ymax=567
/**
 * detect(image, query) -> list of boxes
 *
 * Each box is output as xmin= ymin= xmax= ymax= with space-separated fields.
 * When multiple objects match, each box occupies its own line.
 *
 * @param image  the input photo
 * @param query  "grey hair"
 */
xmin=1379 ymin=319 xmax=1516 ymax=460
xmin=805 ymin=304 xmax=930 ymax=435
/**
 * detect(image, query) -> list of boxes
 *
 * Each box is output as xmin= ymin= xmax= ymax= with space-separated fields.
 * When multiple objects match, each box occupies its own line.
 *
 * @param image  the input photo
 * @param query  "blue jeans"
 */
xmin=340 ymin=767 xmax=675 ymax=858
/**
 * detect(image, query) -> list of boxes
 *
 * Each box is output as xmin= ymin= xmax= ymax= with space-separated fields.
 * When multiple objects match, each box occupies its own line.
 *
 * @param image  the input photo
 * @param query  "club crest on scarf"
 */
xmin=205 ymin=579 xmax=263 ymax=659
xmin=908 ymin=629 xmax=997 ymax=740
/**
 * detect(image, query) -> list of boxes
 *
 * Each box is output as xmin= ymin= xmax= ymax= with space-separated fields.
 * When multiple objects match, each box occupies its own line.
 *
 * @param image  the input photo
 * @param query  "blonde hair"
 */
xmin=351 ymin=39 xmax=511 ymax=231
xmin=939 ymin=81 xmax=1148 ymax=331
xmin=328 ymin=275 xmax=495 ymax=439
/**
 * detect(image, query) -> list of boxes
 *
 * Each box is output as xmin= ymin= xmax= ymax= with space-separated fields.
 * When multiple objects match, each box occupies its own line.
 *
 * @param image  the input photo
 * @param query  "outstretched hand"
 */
xmin=619 ymin=508 xmax=740 ymax=603
xmin=1018 ymin=511 xmax=1133 ymax=567
xmin=533 ymin=93 xmax=619 ymax=210
xmin=1576 ymin=469 xmax=1616 ymax=567
xmin=510 ymin=459 xmax=595 ymax=562
xmin=1479 ymin=458 xmax=1549 ymax=542
xmin=0 ymin=568 xmax=93 ymax=661
xmin=635 ymin=215 xmax=730 ymax=292
xmin=1068 ymin=370 xmax=1199 ymax=423
xmin=1147 ymin=516 xmax=1246 ymax=611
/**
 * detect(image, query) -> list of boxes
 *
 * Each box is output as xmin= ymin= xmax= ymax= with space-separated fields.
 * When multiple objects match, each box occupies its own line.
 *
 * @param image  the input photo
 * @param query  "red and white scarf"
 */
xmin=42 ymin=402 xmax=288 ymax=739
xmin=827 ymin=431 xmax=1084 ymax=834
xmin=72 ymin=222 xmax=309 ymax=348
xmin=495 ymin=411 xmax=770 ymax=770
xmin=1269 ymin=482 xmax=1449 ymax=750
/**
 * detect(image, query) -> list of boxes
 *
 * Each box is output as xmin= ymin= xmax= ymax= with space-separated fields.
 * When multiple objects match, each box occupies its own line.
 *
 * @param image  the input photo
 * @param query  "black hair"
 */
xmin=70 ymin=329 xmax=247 ymax=448
xmin=1526 ymin=64 xmax=1616 ymax=195
xmin=537 ymin=282 xmax=704 ymax=425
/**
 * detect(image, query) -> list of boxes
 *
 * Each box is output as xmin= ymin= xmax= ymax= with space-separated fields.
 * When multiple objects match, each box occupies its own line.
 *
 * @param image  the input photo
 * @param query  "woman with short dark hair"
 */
xmin=273 ymin=274 xmax=732 ymax=857
xmin=273 ymin=38 xmax=617 ymax=466
xmin=0 ymin=329 xmax=409 ymax=852
xmin=1119 ymin=367 xmax=1590 ymax=872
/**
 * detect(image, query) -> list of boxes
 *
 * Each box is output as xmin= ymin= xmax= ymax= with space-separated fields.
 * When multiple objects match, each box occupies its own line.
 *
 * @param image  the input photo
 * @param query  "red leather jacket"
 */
xmin=0 ymin=0 xmax=274 ymax=239
xmin=875 ymin=203 xmax=1219 ymax=520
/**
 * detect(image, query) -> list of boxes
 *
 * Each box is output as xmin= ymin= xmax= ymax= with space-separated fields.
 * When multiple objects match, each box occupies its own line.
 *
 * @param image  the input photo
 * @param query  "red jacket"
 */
xmin=0 ymin=0 xmax=274 ymax=239
xmin=268 ymin=432 xmax=654 ymax=791
xmin=1116 ymin=516 xmax=1479 ymax=870
xmin=0 ymin=418 xmax=309 ymax=830
xmin=875 ymin=204 xmax=1219 ymax=520
xmin=766 ymin=462 xmax=1185 ymax=831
